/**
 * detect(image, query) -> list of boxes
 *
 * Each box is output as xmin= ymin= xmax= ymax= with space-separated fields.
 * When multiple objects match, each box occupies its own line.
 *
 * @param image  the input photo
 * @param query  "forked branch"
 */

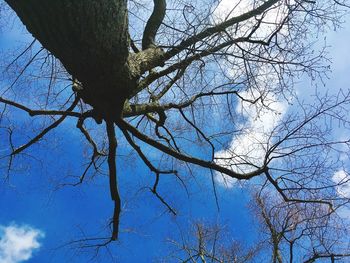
xmin=120 ymin=126 xmax=177 ymax=215
xmin=10 ymin=97 xmax=79 ymax=156
xmin=117 ymin=119 xmax=266 ymax=180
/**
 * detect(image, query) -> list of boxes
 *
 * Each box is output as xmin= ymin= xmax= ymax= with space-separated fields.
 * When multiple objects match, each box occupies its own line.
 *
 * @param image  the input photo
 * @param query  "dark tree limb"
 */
xmin=162 ymin=0 xmax=280 ymax=61
xmin=106 ymin=121 xmax=121 ymax=240
xmin=123 ymin=89 xmax=253 ymax=118
xmin=0 ymin=96 xmax=82 ymax=118
xmin=149 ymin=113 xmax=181 ymax=152
xmin=142 ymin=0 xmax=166 ymax=50
xmin=5 ymin=0 xmax=130 ymax=81
xmin=77 ymin=116 xmax=105 ymax=157
xmin=11 ymin=97 xmax=79 ymax=156
xmin=264 ymin=169 xmax=334 ymax=209
xmin=117 ymin=119 xmax=266 ymax=180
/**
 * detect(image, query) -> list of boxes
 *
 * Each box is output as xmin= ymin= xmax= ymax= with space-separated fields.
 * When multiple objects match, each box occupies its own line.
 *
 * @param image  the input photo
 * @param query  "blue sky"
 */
xmin=1 ymin=1 xmax=350 ymax=263
xmin=0 ymin=123 xmax=257 ymax=262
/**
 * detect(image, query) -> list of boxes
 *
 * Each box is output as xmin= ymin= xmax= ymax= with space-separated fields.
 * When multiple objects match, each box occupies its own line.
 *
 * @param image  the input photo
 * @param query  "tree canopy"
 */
xmin=1 ymin=0 xmax=350 ymax=261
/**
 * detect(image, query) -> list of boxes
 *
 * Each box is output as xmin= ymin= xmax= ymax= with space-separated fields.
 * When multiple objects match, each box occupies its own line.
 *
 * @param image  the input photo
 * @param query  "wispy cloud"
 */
xmin=214 ymin=90 xmax=287 ymax=188
xmin=212 ymin=0 xmax=291 ymax=188
xmin=332 ymin=170 xmax=350 ymax=218
xmin=213 ymin=0 xmax=293 ymax=39
xmin=332 ymin=170 xmax=350 ymax=198
xmin=0 ymin=224 xmax=44 ymax=263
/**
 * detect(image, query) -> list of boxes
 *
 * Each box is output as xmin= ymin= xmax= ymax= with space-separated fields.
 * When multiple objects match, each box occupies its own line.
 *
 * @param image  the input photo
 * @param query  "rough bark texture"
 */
xmin=6 ymin=0 xmax=132 ymax=118
xmin=5 ymin=0 xmax=168 ymax=241
xmin=6 ymin=0 xmax=169 ymax=119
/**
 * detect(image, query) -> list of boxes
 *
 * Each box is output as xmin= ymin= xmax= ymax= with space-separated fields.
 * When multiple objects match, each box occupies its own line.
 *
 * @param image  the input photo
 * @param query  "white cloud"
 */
xmin=332 ymin=170 xmax=350 ymax=219
xmin=211 ymin=0 xmax=291 ymax=188
xmin=213 ymin=0 xmax=293 ymax=40
xmin=332 ymin=170 xmax=350 ymax=198
xmin=214 ymin=90 xmax=287 ymax=187
xmin=0 ymin=224 xmax=44 ymax=263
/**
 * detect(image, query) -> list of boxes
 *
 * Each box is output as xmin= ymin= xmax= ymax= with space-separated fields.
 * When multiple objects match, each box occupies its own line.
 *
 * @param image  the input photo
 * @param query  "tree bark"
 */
xmin=6 ymin=0 xmax=132 ymax=118
xmin=5 ymin=0 xmax=168 ymax=241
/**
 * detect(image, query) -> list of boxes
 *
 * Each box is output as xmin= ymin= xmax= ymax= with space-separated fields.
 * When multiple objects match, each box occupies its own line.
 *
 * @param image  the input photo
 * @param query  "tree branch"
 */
xmin=117 ymin=119 xmax=265 ymax=180
xmin=106 ymin=121 xmax=121 ymax=240
xmin=162 ymin=0 xmax=280 ymax=61
xmin=265 ymin=169 xmax=334 ymax=209
xmin=11 ymin=97 xmax=79 ymax=156
xmin=120 ymin=126 xmax=177 ymax=215
xmin=0 ymin=96 xmax=81 ymax=118
xmin=142 ymin=0 xmax=166 ymax=50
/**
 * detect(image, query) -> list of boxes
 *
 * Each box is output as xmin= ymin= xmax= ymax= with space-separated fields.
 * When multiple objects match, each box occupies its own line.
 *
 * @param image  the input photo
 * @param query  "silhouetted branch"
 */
xmin=106 ymin=121 xmax=121 ymax=240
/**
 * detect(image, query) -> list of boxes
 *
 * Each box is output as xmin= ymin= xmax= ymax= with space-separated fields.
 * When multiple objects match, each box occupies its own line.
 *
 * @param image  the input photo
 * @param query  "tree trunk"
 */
xmin=272 ymin=240 xmax=283 ymax=263
xmin=6 ymin=0 xmax=132 ymax=118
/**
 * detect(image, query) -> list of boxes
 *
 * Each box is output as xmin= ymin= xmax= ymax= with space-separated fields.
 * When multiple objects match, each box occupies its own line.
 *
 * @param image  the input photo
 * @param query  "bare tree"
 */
xmin=166 ymin=189 xmax=350 ymax=263
xmin=164 ymin=222 xmax=264 ymax=263
xmin=1 ymin=0 xmax=350 ymax=256
xmin=252 ymin=190 xmax=350 ymax=262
